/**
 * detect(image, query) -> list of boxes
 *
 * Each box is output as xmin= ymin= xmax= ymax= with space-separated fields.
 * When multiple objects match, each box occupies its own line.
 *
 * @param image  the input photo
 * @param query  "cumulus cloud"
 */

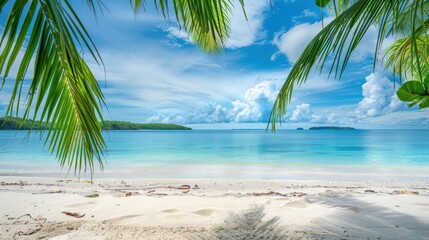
xmin=289 ymin=103 xmax=313 ymax=122
xmin=286 ymin=73 xmax=408 ymax=126
xmin=147 ymin=102 xmax=229 ymax=124
xmin=288 ymin=103 xmax=342 ymax=124
xmin=231 ymin=80 xmax=278 ymax=122
xmin=143 ymin=70 xmax=424 ymax=128
xmin=353 ymin=73 xmax=406 ymax=118
xmin=146 ymin=80 xmax=278 ymax=124
xmin=163 ymin=0 xmax=268 ymax=49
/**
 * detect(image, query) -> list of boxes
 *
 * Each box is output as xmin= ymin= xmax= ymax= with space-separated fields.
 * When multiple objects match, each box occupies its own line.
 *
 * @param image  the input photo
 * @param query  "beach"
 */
xmin=2 ymin=0 xmax=429 ymax=239
xmin=1 ymin=176 xmax=428 ymax=240
xmin=2 ymin=130 xmax=429 ymax=239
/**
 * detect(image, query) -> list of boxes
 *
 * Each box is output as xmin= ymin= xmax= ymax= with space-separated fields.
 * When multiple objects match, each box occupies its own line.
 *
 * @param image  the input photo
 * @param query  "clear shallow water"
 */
xmin=0 ymin=130 xmax=428 ymax=180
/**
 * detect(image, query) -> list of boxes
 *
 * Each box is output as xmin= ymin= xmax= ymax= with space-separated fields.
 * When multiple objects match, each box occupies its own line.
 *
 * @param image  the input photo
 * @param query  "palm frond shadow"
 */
xmin=189 ymin=205 xmax=289 ymax=240
xmin=307 ymin=194 xmax=429 ymax=239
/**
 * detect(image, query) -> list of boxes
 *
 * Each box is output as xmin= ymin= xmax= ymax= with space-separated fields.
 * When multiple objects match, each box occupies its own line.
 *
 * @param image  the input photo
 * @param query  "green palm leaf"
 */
xmin=131 ymin=0 xmax=245 ymax=52
xmin=0 ymin=0 xmax=106 ymax=177
xmin=269 ymin=0 xmax=429 ymax=130
xmin=384 ymin=27 xmax=429 ymax=83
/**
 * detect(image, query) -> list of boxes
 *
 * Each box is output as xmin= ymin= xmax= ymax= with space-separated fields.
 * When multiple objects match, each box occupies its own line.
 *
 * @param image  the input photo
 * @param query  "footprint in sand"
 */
xmin=267 ymin=198 xmax=291 ymax=207
xmin=107 ymin=214 xmax=142 ymax=224
xmin=275 ymin=198 xmax=291 ymax=201
xmin=193 ymin=209 xmax=216 ymax=217
xmin=65 ymin=201 xmax=100 ymax=210
xmin=283 ymin=199 xmax=310 ymax=209
xmin=162 ymin=209 xmax=179 ymax=214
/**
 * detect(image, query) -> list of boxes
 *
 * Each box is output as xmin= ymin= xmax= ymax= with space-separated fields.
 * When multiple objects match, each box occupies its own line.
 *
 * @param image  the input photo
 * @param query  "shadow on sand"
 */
xmin=189 ymin=194 xmax=429 ymax=240
xmin=189 ymin=205 xmax=317 ymax=240
xmin=307 ymin=194 xmax=429 ymax=239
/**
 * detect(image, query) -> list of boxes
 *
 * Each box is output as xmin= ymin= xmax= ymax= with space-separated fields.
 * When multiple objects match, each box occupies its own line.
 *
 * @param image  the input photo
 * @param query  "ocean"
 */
xmin=1 ymin=130 xmax=428 ymax=181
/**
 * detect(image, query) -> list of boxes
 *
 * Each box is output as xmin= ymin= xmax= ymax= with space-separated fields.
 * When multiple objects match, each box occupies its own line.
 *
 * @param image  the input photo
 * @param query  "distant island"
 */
xmin=103 ymin=121 xmax=191 ymax=130
xmin=0 ymin=117 xmax=191 ymax=130
xmin=296 ymin=128 xmax=304 ymax=130
xmin=0 ymin=117 xmax=49 ymax=130
xmin=309 ymin=126 xmax=355 ymax=130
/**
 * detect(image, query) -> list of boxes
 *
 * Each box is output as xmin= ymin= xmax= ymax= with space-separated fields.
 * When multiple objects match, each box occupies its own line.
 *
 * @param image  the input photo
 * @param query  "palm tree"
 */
xmin=269 ymin=0 xmax=429 ymax=129
xmin=0 ymin=0 xmax=244 ymax=177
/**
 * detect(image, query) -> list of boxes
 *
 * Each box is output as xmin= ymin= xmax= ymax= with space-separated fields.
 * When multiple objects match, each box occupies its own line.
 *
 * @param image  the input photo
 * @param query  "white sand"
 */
xmin=0 ymin=176 xmax=428 ymax=239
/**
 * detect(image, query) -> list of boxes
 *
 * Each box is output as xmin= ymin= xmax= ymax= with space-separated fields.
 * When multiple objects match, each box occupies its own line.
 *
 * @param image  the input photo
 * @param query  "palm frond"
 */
xmin=269 ymin=0 xmax=429 ymax=130
xmin=1 ymin=0 xmax=242 ymax=177
xmin=0 ymin=0 xmax=106 ymax=177
xmin=384 ymin=34 xmax=429 ymax=83
xmin=131 ymin=0 xmax=245 ymax=52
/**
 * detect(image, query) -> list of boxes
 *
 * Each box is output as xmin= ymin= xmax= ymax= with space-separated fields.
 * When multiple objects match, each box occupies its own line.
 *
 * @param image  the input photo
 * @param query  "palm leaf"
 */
xmin=0 ymin=0 xmax=106 ymax=177
xmin=131 ymin=0 xmax=245 ymax=52
xmin=269 ymin=0 xmax=429 ymax=130
xmin=1 ymin=0 xmax=242 ymax=178
xmin=384 ymin=34 xmax=429 ymax=83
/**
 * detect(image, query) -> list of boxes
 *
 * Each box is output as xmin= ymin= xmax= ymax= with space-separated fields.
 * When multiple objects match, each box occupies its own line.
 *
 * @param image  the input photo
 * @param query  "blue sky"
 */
xmin=1 ymin=1 xmax=429 ymax=129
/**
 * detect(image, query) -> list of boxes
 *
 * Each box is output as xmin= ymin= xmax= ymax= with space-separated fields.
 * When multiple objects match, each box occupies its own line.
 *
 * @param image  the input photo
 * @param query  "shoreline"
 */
xmin=2 ymin=163 xmax=429 ymax=182
xmin=1 ymin=176 xmax=428 ymax=239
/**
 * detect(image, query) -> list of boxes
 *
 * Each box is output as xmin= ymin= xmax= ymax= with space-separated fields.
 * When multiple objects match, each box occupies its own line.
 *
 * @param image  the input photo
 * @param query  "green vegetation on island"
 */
xmin=0 ymin=117 xmax=49 ymax=130
xmin=103 ymin=121 xmax=191 ymax=130
xmin=0 ymin=117 xmax=191 ymax=131
xmin=309 ymin=127 xmax=355 ymax=130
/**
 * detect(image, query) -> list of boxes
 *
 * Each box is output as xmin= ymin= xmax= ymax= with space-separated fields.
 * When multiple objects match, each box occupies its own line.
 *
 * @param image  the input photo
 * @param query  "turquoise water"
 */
xmin=0 ymin=130 xmax=428 ymax=180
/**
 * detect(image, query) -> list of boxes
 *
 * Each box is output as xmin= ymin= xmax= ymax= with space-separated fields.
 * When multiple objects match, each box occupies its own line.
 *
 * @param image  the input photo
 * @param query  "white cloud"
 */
xmin=138 ymin=67 xmax=348 ymax=124
xmin=353 ymin=73 xmax=406 ymax=118
xmin=231 ymin=80 xmax=278 ymax=122
xmin=289 ymin=103 xmax=313 ymax=122
xmin=146 ymin=80 xmax=278 ymax=124
xmin=148 ymin=103 xmax=215 ymax=123
xmin=147 ymin=102 xmax=230 ymax=124
xmin=358 ymin=110 xmax=429 ymax=128
xmin=348 ymin=27 xmax=378 ymax=62
xmin=292 ymin=9 xmax=318 ymax=22
xmin=244 ymin=80 xmax=277 ymax=102
xmin=285 ymin=73 xmax=413 ymax=127
xmin=228 ymin=100 xmax=255 ymax=122
xmin=272 ymin=20 xmax=325 ymax=63
xmin=287 ymin=103 xmax=343 ymax=125
xmin=301 ymin=9 xmax=318 ymax=18
xmin=225 ymin=1 xmax=268 ymax=48
xmin=162 ymin=25 xmax=191 ymax=47
xmin=272 ymin=19 xmax=393 ymax=64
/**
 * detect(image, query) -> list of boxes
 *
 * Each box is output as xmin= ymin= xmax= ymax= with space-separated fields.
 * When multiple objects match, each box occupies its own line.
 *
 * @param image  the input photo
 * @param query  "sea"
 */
xmin=0 ymin=129 xmax=428 ymax=181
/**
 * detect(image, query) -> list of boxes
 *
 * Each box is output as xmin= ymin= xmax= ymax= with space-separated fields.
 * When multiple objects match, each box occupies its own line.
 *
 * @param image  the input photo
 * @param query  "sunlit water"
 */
xmin=1 ymin=130 xmax=428 ymax=181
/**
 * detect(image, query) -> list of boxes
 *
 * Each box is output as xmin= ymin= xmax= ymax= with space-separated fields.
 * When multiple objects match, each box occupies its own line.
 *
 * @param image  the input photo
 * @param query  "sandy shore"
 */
xmin=0 ymin=176 xmax=428 ymax=240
